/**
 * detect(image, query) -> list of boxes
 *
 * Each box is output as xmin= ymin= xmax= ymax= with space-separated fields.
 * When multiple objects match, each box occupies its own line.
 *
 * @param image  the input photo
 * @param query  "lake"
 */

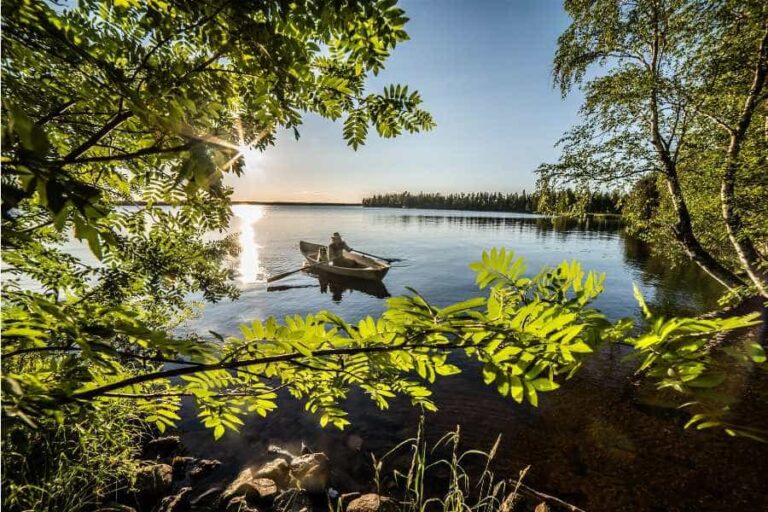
xmin=185 ymin=204 xmax=720 ymax=331
xmin=172 ymin=205 xmax=767 ymax=511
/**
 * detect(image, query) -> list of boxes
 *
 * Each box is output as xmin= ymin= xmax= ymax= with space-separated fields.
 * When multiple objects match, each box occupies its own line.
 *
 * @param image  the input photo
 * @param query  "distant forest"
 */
xmin=362 ymin=189 xmax=624 ymax=214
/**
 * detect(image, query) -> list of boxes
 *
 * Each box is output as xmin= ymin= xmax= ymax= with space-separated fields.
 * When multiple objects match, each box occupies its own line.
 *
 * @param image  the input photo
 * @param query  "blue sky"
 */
xmin=228 ymin=0 xmax=582 ymax=202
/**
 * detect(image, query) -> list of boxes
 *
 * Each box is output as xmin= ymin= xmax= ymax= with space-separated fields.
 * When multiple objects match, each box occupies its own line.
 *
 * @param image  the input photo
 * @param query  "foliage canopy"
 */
xmin=1 ymin=0 xmax=765 ymax=462
xmin=1 ymin=0 xmax=433 ymax=426
xmin=539 ymin=0 xmax=768 ymax=298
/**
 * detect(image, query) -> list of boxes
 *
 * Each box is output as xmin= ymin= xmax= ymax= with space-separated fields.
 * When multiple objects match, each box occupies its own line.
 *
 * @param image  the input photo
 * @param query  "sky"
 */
xmin=227 ymin=0 xmax=583 ymax=203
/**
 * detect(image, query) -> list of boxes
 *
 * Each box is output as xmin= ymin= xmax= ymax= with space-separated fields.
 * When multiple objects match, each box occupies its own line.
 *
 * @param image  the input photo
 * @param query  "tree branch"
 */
xmin=63 ymin=340 xmax=472 ymax=403
xmin=62 ymin=110 xmax=134 ymax=163
xmin=100 ymin=384 xmax=288 ymax=400
xmin=36 ymin=100 xmax=78 ymax=126
xmin=64 ymin=142 xmax=193 ymax=165
xmin=130 ymin=0 xmax=233 ymax=82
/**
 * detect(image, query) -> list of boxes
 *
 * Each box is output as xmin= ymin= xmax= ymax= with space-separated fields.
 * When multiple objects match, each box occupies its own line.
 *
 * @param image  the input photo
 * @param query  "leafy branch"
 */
xmin=3 ymin=249 xmax=762 ymax=439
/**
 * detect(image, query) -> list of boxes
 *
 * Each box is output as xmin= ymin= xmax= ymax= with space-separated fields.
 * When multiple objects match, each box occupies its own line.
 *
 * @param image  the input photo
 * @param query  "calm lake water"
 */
xmin=185 ymin=204 xmax=721 ymax=331
xmin=163 ymin=206 xmax=765 ymax=511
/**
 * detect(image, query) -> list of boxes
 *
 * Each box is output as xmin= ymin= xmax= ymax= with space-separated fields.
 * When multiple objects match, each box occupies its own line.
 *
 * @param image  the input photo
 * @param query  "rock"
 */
xmin=158 ymin=487 xmax=191 ymax=512
xmin=223 ymin=496 xmax=260 ymax=512
xmin=135 ymin=463 xmax=173 ymax=502
xmin=267 ymin=444 xmax=297 ymax=463
xmin=189 ymin=486 xmax=223 ymax=509
xmin=254 ymin=458 xmax=291 ymax=488
xmin=346 ymin=494 xmax=395 ymax=512
xmin=168 ymin=457 xmax=221 ymax=483
xmin=171 ymin=457 xmax=196 ymax=480
xmin=251 ymin=479 xmax=278 ymax=499
xmin=274 ymin=489 xmax=312 ymax=512
xmin=143 ymin=436 xmax=182 ymax=459
xmin=187 ymin=459 xmax=222 ymax=481
xmin=223 ymin=468 xmax=278 ymax=504
xmin=340 ymin=492 xmax=361 ymax=505
xmin=289 ymin=453 xmax=329 ymax=493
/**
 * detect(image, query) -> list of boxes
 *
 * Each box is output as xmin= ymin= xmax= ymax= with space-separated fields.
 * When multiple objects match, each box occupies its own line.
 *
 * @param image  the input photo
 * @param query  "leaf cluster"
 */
xmin=4 ymin=248 xmax=761 ymax=442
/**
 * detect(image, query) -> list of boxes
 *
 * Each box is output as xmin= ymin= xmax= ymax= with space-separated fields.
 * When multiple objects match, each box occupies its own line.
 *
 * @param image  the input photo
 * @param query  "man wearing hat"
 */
xmin=328 ymin=232 xmax=354 ymax=267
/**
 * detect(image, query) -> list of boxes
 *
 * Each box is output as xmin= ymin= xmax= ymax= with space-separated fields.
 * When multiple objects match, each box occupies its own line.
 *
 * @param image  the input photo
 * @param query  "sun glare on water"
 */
xmin=232 ymin=205 xmax=266 ymax=284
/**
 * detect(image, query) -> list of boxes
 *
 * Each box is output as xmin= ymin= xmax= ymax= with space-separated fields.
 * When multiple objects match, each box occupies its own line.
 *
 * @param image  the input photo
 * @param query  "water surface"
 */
xmin=176 ymin=205 xmax=766 ymax=511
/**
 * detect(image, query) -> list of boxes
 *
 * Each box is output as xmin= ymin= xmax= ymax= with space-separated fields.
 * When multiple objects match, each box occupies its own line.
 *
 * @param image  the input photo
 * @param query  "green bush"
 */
xmin=2 ymin=400 xmax=145 ymax=512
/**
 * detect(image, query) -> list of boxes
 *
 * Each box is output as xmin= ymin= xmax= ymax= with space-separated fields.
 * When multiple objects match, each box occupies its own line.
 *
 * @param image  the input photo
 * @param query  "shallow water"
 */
xmin=170 ymin=205 xmax=766 ymax=511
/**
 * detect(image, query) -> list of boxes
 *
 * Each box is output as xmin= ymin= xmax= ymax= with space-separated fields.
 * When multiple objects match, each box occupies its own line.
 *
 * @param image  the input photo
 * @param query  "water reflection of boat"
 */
xmin=267 ymin=269 xmax=390 ymax=302
xmin=312 ymin=271 xmax=390 ymax=301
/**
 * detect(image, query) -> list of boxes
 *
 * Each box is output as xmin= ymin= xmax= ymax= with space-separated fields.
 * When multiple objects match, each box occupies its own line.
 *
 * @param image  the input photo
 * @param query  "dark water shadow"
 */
xmin=303 ymin=270 xmax=390 ymax=302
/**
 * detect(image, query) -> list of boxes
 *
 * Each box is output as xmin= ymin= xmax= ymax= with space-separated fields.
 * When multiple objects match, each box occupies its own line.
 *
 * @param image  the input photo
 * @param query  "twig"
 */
xmin=517 ymin=482 xmax=587 ymax=512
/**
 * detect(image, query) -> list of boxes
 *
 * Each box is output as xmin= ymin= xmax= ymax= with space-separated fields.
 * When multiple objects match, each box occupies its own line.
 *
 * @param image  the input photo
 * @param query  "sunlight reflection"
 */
xmin=239 ymin=144 xmax=262 ymax=172
xmin=232 ymin=205 xmax=266 ymax=284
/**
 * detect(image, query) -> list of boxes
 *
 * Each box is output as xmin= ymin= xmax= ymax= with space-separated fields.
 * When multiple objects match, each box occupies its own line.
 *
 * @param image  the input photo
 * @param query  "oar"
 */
xmin=267 ymin=262 xmax=320 ymax=283
xmin=350 ymin=249 xmax=402 ymax=263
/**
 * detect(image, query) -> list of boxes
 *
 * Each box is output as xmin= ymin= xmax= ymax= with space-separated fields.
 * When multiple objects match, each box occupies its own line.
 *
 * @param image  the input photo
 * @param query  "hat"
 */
xmin=331 ymin=232 xmax=342 ymax=239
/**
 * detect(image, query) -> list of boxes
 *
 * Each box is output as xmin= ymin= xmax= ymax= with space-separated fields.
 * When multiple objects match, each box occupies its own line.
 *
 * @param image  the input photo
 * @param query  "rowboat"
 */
xmin=299 ymin=241 xmax=390 ymax=281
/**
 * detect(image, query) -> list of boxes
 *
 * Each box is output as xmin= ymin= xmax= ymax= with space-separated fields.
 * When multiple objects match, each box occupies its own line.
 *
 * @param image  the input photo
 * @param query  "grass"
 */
xmin=1 ymin=400 xmax=147 ymax=512
xmin=368 ymin=417 xmax=521 ymax=512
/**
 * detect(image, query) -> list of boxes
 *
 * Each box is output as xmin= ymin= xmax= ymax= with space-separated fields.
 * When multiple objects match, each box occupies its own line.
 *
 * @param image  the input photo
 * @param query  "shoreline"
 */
xmin=117 ymin=201 xmax=363 ymax=206
xmin=116 ymin=201 xmax=624 ymax=218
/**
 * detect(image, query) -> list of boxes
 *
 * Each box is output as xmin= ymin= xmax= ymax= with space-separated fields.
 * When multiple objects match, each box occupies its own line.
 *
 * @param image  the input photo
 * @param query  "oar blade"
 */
xmin=351 ymin=249 xmax=402 ymax=263
xmin=267 ymin=267 xmax=303 ymax=283
xmin=266 ymin=261 xmax=322 ymax=283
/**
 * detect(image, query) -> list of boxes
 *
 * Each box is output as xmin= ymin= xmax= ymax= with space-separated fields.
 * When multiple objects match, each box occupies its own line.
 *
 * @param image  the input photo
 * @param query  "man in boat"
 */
xmin=328 ymin=232 xmax=355 ymax=267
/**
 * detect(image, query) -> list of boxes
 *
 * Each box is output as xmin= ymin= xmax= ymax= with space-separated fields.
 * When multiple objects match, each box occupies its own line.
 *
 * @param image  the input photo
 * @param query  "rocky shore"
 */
xmin=97 ymin=436 xmax=570 ymax=512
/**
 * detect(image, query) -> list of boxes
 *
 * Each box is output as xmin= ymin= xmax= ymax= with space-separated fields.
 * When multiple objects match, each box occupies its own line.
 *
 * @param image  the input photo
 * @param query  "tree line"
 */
xmin=362 ymin=188 xmax=623 ymax=214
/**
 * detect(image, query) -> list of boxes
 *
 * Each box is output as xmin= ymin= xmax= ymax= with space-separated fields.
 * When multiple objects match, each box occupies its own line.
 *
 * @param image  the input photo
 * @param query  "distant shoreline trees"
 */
xmin=362 ymin=188 xmax=623 ymax=215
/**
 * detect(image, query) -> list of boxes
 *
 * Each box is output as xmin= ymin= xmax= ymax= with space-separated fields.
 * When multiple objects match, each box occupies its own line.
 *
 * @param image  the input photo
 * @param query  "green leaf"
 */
xmin=633 ymin=284 xmax=651 ymax=319
xmin=530 ymin=378 xmax=560 ymax=392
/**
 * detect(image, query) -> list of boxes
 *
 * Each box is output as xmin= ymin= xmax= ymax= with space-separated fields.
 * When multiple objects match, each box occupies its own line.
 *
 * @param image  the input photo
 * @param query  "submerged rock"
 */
xmin=346 ymin=434 xmax=364 ymax=451
xmin=143 ymin=436 xmax=181 ymax=459
xmin=187 ymin=459 xmax=222 ymax=481
xmin=168 ymin=456 xmax=221 ymax=484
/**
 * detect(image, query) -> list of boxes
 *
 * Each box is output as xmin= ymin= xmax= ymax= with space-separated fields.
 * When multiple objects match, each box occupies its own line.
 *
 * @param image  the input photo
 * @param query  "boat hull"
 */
xmin=299 ymin=241 xmax=390 ymax=281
